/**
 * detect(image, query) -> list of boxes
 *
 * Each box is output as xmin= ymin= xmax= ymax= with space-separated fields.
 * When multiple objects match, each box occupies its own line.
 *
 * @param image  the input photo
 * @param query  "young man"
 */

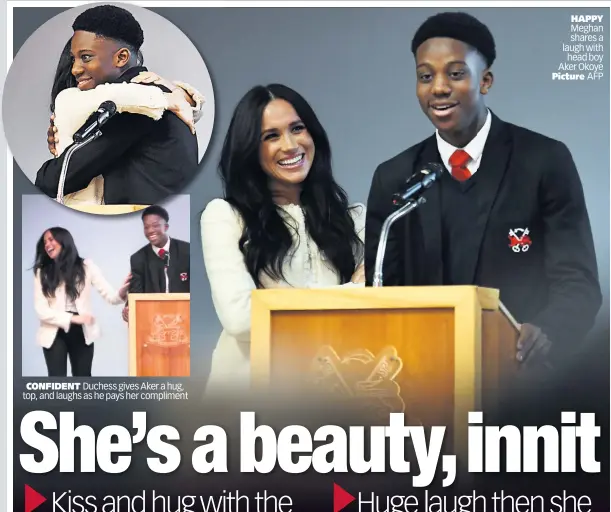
xmin=123 ymin=205 xmax=190 ymax=321
xmin=364 ymin=12 xmax=601 ymax=366
xmin=35 ymin=4 xmax=199 ymax=205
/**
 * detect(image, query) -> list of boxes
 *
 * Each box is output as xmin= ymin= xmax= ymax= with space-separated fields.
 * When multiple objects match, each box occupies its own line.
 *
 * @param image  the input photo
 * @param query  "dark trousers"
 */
xmin=43 ymin=324 xmax=94 ymax=377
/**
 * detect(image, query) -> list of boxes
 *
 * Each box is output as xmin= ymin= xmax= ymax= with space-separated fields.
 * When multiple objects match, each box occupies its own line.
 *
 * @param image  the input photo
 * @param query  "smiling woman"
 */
xmin=33 ymin=227 xmax=130 ymax=377
xmin=200 ymin=84 xmax=366 ymax=396
xmin=258 ymin=98 xmax=316 ymax=196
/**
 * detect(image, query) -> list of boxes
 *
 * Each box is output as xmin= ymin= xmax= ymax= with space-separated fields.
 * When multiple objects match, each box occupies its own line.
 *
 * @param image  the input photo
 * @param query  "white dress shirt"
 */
xmin=151 ymin=237 xmax=171 ymax=293
xmin=435 ymin=109 xmax=492 ymax=176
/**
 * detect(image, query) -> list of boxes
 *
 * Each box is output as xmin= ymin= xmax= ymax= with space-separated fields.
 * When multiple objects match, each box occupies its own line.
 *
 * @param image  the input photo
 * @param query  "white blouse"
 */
xmin=200 ymin=197 xmax=366 ymax=394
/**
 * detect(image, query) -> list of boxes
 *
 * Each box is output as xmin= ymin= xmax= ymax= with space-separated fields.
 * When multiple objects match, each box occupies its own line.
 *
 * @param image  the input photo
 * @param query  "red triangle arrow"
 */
xmin=333 ymin=483 xmax=355 ymax=512
xmin=25 ymin=485 xmax=46 ymax=512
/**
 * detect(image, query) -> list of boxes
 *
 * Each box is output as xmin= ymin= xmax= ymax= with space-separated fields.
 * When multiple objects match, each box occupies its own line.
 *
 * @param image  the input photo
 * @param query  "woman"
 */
xmin=200 ymin=84 xmax=366 ymax=395
xmin=47 ymin=38 xmax=205 ymax=205
xmin=33 ymin=227 xmax=130 ymax=377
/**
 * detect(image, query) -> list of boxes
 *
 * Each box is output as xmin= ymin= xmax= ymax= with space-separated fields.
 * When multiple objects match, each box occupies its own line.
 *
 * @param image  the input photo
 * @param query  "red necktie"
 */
xmin=449 ymin=149 xmax=472 ymax=181
xmin=158 ymin=249 xmax=166 ymax=259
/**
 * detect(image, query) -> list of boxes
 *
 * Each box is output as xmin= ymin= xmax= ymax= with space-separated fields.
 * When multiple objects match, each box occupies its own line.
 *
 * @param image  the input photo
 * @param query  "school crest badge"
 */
xmin=508 ymin=228 xmax=532 ymax=252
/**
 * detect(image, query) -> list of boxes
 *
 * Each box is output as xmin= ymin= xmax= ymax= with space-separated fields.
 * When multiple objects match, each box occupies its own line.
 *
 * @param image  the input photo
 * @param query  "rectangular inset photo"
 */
xmin=21 ymin=194 xmax=190 ymax=377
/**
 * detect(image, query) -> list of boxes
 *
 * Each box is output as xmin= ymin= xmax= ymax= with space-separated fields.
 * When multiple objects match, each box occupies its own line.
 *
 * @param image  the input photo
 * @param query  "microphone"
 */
xmin=372 ymin=163 xmax=443 ymax=287
xmin=73 ymin=101 xmax=117 ymax=143
xmin=392 ymin=163 xmax=444 ymax=206
xmin=163 ymin=252 xmax=170 ymax=268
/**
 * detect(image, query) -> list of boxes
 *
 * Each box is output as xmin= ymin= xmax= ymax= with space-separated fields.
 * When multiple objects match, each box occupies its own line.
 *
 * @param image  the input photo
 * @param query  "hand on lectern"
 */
xmin=122 ymin=306 xmax=129 ymax=323
xmin=516 ymin=323 xmax=552 ymax=365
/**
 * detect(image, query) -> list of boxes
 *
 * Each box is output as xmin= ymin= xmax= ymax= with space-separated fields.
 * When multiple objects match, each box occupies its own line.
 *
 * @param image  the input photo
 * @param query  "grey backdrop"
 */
xmin=3 ymin=2 xmax=215 ymax=183
xmin=21 ymin=194 xmax=190 ymax=377
xmin=11 ymin=6 xmax=610 ymax=388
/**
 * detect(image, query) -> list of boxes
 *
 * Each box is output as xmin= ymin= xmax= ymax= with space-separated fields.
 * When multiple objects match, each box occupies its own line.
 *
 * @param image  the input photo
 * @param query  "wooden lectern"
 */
xmin=251 ymin=285 xmax=520 ymax=456
xmin=128 ymin=293 xmax=190 ymax=377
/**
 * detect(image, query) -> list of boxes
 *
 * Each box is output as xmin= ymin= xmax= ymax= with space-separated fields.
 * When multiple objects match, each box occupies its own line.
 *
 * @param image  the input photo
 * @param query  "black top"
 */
xmin=440 ymin=169 xmax=486 ymax=285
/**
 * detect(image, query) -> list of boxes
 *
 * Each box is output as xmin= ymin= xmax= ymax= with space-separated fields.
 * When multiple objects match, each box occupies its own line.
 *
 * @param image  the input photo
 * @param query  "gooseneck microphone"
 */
xmin=73 ymin=101 xmax=117 ymax=143
xmin=373 ymin=163 xmax=444 ymax=287
xmin=56 ymin=101 xmax=118 ymax=205
xmin=391 ymin=163 xmax=444 ymax=206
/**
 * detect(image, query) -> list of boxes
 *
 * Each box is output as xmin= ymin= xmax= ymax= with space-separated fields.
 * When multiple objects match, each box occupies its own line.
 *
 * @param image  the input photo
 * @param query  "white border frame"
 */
xmin=4 ymin=2 xmax=611 ymax=510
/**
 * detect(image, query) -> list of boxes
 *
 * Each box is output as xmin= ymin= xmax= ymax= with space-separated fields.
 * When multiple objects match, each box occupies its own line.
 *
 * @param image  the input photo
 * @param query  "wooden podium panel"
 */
xmin=128 ymin=293 xmax=190 ymax=377
xmin=66 ymin=204 xmax=149 ymax=215
xmin=251 ymin=286 xmax=520 ymax=455
xmin=267 ymin=308 xmax=456 ymax=427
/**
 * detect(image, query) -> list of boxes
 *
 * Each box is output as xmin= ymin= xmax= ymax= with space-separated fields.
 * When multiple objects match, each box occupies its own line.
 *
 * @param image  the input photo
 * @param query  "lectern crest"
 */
xmin=309 ymin=345 xmax=405 ymax=415
xmin=148 ymin=314 xmax=189 ymax=347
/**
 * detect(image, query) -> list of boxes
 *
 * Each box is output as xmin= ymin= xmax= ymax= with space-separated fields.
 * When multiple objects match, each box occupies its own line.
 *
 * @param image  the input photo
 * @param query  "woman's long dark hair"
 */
xmin=219 ymin=84 xmax=364 ymax=288
xmin=34 ymin=227 xmax=86 ymax=301
xmin=50 ymin=38 xmax=77 ymax=113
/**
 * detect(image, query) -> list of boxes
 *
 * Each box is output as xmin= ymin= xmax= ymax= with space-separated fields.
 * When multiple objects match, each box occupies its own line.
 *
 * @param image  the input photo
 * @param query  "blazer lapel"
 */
xmin=148 ymin=247 xmax=166 ymax=293
xmin=415 ymin=137 xmax=444 ymax=285
xmin=166 ymin=239 xmax=179 ymax=291
xmin=463 ymin=113 xmax=513 ymax=283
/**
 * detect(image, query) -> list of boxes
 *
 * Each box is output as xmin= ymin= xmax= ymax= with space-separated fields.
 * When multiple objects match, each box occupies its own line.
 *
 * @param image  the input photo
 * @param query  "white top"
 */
xmin=200 ymin=198 xmax=366 ymax=394
xmin=65 ymin=296 xmax=77 ymax=313
xmin=151 ymin=237 xmax=171 ymax=293
xmin=435 ymin=109 xmax=492 ymax=176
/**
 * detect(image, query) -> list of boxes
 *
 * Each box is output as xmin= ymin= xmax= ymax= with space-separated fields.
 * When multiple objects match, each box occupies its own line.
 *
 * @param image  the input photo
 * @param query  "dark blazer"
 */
xmin=365 ymin=112 xmax=601 ymax=353
xmin=129 ymin=238 xmax=190 ymax=294
xmin=35 ymin=66 xmax=199 ymax=205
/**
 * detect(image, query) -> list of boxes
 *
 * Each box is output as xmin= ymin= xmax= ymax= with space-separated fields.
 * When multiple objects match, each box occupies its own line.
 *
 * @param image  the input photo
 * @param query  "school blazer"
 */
xmin=34 ymin=259 xmax=124 ymax=348
xmin=364 ymin=112 xmax=601 ymax=355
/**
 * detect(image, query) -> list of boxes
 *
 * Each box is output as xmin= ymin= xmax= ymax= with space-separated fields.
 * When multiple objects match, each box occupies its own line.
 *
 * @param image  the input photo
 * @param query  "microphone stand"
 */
xmin=55 ymin=129 xmax=102 ymax=205
xmin=372 ymin=196 xmax=427 ymax=288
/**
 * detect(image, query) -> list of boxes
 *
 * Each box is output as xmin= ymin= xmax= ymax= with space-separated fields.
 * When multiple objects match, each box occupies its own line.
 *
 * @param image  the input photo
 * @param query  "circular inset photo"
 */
xmin=3 ymin=2 xmax=214 ymax=215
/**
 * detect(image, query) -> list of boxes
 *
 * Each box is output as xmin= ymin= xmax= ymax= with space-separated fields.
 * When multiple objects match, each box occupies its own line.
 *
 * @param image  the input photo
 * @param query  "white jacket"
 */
xmin=34 ymin=259 xmax=124 ymax=348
